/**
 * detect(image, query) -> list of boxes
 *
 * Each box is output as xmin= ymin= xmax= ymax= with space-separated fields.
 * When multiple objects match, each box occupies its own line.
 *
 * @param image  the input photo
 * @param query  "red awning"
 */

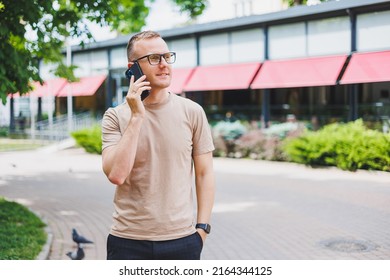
xmin=29 ymin=78 xmax=67 ymax=97
xmin=184 ymin=62 xmax=261 ymax=91
xmin=250 ymin=55 xmax=348 ymax=89
xmin=339 ymin=50 xmax=390 ymax=84
xmin=57 ymin=74 xmax=107 ymax=97
xmin=168 ymin=67 xmax=195 ymax=94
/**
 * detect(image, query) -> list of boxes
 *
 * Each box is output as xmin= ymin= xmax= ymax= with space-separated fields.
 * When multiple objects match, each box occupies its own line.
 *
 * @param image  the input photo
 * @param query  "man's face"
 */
xmin=132 ymin=37 xmax=172 ymax=91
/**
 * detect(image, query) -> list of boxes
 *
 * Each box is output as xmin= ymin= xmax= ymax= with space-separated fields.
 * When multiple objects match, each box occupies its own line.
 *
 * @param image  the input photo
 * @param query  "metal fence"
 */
xmin=27 ymin=112 xmax=101 ymax=142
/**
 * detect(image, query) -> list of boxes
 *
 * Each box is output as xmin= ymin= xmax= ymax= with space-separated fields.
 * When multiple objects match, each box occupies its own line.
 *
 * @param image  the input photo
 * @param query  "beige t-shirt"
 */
xmin=101 ymin=93 xmax=214 ymax=241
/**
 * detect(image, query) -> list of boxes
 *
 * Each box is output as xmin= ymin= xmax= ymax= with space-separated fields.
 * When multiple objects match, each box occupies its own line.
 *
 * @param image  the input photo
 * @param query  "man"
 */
xmin=101 ymin=30 xmax=215 ymax=260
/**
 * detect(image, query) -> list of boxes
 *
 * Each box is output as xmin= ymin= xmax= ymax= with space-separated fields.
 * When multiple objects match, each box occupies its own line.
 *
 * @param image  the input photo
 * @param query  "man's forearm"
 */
xmin=102 ymin=115 xmax=143 ymax=185
xmin=196 ymin=171 xmax=215 ymax=224
xmin=194 ymin=152 xmax=215 ymax=224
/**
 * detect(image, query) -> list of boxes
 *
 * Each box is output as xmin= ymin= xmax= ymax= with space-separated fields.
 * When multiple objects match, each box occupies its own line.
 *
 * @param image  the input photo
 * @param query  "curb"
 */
xmin=28 ymin=208 xmax=54 ymax=260
xmin=36 ymin=217 xmax=53 ymax=260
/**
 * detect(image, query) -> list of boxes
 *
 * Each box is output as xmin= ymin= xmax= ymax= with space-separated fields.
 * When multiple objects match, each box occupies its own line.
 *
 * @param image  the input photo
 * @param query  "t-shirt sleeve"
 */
xmin=192 ymin=105 xmax=215 ymax=156
xmin=101 ymin=108 xmax=121 ymax=151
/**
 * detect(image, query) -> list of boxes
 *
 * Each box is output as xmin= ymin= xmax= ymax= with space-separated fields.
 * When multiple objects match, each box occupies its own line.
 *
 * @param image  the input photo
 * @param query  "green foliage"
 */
xmin=283 ymin=0 xmax=328 ymax=6
xmin=172 ymin=0 xmax=208 ymax=19
xmin=283 ymin=119 xmax=390 ymax=172
xmin=0 ymin=0 xmax=207 ymax=103
xmin=71 ymin=125 xmax=102 ymax=154
xmin=0 ymin=197 xmax=47 ymax=260
xmin=0 ymin=126 xmax=8 ymax=137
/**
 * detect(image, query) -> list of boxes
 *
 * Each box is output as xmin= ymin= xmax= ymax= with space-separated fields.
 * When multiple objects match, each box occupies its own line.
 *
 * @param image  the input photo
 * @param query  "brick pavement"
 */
xmin=1 ymin=142 xmax=389 ymax=260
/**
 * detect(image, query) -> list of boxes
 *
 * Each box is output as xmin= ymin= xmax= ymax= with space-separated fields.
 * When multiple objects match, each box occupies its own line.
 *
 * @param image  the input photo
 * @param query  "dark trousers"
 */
xmin=107 ymin=232 xmax=203 ymax=260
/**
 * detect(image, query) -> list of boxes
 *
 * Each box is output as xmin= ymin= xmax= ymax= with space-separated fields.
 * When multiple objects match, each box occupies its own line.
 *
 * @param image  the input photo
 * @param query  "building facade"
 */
xmin=2 ymin=0 xmax=390 ymax=131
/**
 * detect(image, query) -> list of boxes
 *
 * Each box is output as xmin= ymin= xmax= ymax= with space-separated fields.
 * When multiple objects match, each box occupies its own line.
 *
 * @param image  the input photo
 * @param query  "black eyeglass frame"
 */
xmin=133 ymin=52 xmax=176 ymax=65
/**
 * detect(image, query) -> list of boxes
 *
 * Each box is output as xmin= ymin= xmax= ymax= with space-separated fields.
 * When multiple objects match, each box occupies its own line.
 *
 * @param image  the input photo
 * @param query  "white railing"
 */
xmin=27 ymin=112 xmax=101 ymax=142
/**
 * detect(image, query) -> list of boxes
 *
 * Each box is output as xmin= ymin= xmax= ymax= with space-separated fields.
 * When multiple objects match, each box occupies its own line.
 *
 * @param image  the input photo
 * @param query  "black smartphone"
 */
xmin=125 ymin=62 xmax=150 ymax=100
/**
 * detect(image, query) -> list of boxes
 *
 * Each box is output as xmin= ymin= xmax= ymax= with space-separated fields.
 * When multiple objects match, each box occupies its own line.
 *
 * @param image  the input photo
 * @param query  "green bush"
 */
xmin=71 ymin=125 xmax=102 ymax=154
xmin=0 ymin=126 xmax=9 ymax=137
xmin=283 ymin=119 xmax=390 ymax=172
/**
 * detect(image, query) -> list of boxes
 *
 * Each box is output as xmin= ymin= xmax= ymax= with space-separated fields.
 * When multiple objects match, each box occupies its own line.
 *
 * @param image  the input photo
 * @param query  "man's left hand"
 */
xmin=196 ymin=228 xmax=207 ymax=244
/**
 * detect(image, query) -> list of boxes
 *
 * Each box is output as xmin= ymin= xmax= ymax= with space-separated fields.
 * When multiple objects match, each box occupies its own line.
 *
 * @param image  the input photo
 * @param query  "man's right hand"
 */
xmin=126 ymin=73 xmax=151 ymax=117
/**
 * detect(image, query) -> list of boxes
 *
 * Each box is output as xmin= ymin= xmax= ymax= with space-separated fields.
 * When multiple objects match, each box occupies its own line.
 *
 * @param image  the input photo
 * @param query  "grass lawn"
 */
xmin=0 ymin=197 xmax=47 ymax=260
xmin=0 ymin=138 xmax=48 ymax=152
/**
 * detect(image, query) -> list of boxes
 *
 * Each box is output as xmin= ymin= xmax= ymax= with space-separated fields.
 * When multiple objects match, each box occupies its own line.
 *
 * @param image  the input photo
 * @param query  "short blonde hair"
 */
xmin=126 ymin=30 xmax=162 ymax=61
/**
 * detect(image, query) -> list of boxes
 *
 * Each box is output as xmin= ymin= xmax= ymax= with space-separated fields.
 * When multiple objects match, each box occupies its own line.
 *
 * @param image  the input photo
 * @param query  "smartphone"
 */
xmin=125 ymin=62 xmax=150 ymax=100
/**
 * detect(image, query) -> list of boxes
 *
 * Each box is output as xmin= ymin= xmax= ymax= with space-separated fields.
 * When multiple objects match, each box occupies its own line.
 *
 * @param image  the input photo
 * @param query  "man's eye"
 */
xmin=149 ymin=55 xmax=160 ymax=61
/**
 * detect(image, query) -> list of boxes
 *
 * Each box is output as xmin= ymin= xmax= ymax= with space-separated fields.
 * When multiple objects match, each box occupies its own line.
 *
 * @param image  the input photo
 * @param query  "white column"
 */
xmin=29 ymin=95 xmax=37 ymax=140
xmin=66 ymin=33 xmax=73 ymax=133
xmin=47 ymin=81 xmax=54 ymax=140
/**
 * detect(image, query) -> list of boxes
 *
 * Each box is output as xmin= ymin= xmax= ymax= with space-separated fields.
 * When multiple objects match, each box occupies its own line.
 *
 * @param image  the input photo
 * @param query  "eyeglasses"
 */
xmin=133 ymin=52 xmax=176 ymax=65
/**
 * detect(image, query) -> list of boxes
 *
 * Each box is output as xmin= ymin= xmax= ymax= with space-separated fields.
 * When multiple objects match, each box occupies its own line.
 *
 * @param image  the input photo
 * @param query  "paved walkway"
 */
xmin=1 ymin=142 xmax=389 ymax=260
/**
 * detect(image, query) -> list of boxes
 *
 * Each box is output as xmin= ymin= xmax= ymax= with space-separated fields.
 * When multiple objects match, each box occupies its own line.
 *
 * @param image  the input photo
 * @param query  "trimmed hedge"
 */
xmin=71 ymin=125 xmax=102 ymax=155
xmin=283 ymin=119 xmax=390 ymax=172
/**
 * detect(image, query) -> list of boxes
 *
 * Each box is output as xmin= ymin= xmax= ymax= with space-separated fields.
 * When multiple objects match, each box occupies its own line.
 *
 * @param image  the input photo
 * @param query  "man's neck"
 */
xmin=143 ymin=89 xmax=169 ymax=106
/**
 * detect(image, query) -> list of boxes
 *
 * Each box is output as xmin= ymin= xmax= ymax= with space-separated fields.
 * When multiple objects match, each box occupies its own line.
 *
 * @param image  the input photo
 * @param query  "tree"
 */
xmin=0 ymin=0 xmax=208 ymax=104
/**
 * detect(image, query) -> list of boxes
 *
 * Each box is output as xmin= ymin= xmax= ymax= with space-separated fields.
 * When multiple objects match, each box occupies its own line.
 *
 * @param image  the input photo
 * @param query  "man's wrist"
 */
xmin=195 ymin=223 xmax=211 ymax=234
